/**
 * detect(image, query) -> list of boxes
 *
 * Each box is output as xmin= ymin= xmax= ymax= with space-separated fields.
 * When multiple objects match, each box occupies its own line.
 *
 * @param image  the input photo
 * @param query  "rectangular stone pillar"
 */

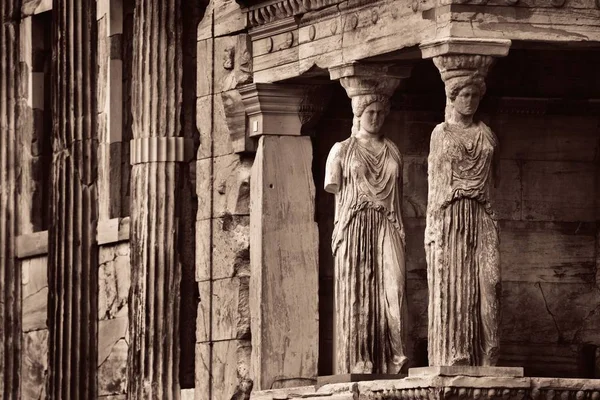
xmin=250 ymin=135 xmax=319 ymax=390
xmin=240 ymin=83 xmax=326 ymax=390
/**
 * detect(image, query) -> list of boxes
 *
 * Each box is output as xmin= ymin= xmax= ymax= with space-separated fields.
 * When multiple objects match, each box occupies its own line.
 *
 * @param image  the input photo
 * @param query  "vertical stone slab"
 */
xmin=250 ymin=135 xmax=319 ymax=390
xmin=48 ymin=0 xmax=99 ymax=398
xmin=127 ymin=0 xmax=192 ymax=398
xmin=0 ymin=0 xmax=21 ymax=398
xmin=97 ymin=0 xmax=125 ymax=220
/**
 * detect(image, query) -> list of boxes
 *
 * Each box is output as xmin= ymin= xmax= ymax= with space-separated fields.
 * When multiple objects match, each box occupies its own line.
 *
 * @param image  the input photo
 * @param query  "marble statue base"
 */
xmin=409 ymin=366 xmax=524 ymax=378
xmin=316 ymin=373 xmax=406 ymax=388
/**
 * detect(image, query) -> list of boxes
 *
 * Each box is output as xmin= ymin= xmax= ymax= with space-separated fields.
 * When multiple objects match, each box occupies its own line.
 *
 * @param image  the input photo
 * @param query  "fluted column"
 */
xmin=0 ymin=0 xmax=20 ymax=398
xmin=127 ymin=0 xmax=192 ymax=398
xmin=48 ymin=0 xmax=99 ymax=398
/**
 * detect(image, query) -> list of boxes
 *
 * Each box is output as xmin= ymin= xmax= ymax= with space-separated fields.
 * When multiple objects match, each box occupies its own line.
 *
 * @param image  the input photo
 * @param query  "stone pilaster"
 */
xmin=0 ymin=0 xmax=21 ymax=398
xmin=47 ymin=0 xmax=99 ymax=398
xmin=238 ymin=83 xmax=327 ymax=390
xmin=127 ymin=0 xmax=192 ymax=398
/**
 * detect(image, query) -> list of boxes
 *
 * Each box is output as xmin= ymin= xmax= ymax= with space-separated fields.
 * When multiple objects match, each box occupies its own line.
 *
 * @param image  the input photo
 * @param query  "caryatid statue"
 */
xmin=425 ymin=54 xmax=501 ymax=366
xmin=325 ymin=71 xmax=408 ymax=374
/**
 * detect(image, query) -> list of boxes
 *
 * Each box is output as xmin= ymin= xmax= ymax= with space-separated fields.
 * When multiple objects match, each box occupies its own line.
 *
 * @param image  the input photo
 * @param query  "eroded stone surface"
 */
xmin=22 ymin=255 xmax=48 ymax=332
xmin=22 ymin=329 xmax=48 ymax=400
xmin=98 ymin=243 xmax=130 ymax=320
xmin=98 ymin=339 xmax=128 ymax=396
xmin=213 ymin=154 xmax=252 ymax=217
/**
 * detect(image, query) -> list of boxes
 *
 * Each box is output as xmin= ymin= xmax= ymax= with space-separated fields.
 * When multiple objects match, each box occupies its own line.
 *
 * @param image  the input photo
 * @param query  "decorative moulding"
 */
xmin=242 ymin=0 xmax=345 ymax=27
xmin=130 ymin=137 xmax=194 ymax=164
xmin=250 ymin=17 xmax=298 ymax=40
xmin=420 ymin=37 xmax=512 ymax=59
xmin=238 ymin=83 xmax=311 ymax=137
xmin=251 ymin=376 xmax=600 ymax=400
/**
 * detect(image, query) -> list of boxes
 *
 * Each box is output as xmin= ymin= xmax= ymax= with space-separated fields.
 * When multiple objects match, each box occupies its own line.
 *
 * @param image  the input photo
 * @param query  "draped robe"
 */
xmin=325 ymin=136 xmax=408 ymax=374
xmin=425 ymin=121 xmax=500 ymax=366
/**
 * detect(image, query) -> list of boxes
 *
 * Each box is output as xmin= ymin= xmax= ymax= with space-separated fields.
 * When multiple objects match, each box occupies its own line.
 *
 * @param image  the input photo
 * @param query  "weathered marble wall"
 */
xmin=98 ymin=241 xmax=130 ymax=398
xmin=314 ymin=51 xmax=600 ymax=377
xmin=21 ymin=255 xmax=48 ymax=400
xmin=196 ymin=0 xmax=253 ymax=397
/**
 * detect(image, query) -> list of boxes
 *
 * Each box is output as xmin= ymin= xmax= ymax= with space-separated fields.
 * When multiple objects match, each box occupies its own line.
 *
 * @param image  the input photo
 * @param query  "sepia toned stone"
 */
xmin=98 ymin=243 xmax=130 ymax=320
xmin=491 ymin=160 xmax=522 ymax=221
xmin=98 ymin=338 xmax=128 ymax=396
xmin=402 ymin=155 xmax=428 ymax=219
xmin=196 ymin=281 xmax=210 ymax=343
xmin=221 ymin=89 xmax=256 ymax=153
xmin=196 ymin=219 xmax=211 ymax=282
xmin=213 ymin=92 xmax=236 ymax=156
xmin=48 ymin=1 xmax=100 ymax=398
xmin=195 ymin=343 xmax=210 ymax=399
xmin=326 ymin=64 xmax=409 ymax=374
xmin=491 ymin=114 xmax=599 ymax=162
xmin=500 ymin=221 xmax=596 ymax=284
xmin=212 ymin=215 xmax=250 ymax=280
xmin=212 ymin=340 xmax=252 ymax=400
xmin=197 ymin=39 xmax=214 ymax=97
xmin=21 ymin=329 xmax=48 ymax=400
xmin=409 ymin=366 xmax=524 ymax=377
xmin=250 ymin=134 xmax=319 ymax=390
xmin=128 ymin=0 xmax=187 ymax=397
xmin=425 ymin=47 xmax=509 ymax=367
xmin=521 ymin=161 xmax=597 ymax=222
xmin=212 ymin=154 xmax=252 ymax=218
xmin=196 ymin=95 xmax=213 ymax=160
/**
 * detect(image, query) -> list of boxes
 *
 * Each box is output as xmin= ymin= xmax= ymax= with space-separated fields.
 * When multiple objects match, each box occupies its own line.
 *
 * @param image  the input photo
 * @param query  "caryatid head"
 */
xmin=350 ymin=94 xmax=391 ymax=136
xmin=433 ymin=54 xmax=493 ymax=121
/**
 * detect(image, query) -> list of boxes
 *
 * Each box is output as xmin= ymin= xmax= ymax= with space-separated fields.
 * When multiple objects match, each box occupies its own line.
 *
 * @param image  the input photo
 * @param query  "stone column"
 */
xmin=420 ymin=38 xmax=511 ymax=368
xmin=127 ymin=0 xmax=192 ymax=398
xmin=47 ymin=0 xmax=99 ymax=398
xmin=239 ymin=83 xmax=327 ymax=390
xmin=0 ymin=0 xmax=20 ymax=398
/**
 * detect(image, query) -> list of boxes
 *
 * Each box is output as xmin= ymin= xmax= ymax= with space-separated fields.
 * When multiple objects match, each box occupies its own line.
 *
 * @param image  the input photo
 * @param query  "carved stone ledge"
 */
xmin=129 ymin=137 xmax=194 ymax=164
xmin=420 ymin=38 xmax=512 ymax=59
xmin=238 ymin=82 xmax=330 ymax=137
xmin=244 ymin=0 xmax=345 ymax=27
xmin=250 ymin=376 xmax=600 ymax=400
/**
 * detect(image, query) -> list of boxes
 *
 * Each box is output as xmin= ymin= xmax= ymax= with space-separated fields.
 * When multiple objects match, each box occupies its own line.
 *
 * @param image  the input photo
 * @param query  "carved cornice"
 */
xmin=238 ymin=82 xmax=330 ymax=137
xmin=245 ymin=0 xmax=344 ymax=27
